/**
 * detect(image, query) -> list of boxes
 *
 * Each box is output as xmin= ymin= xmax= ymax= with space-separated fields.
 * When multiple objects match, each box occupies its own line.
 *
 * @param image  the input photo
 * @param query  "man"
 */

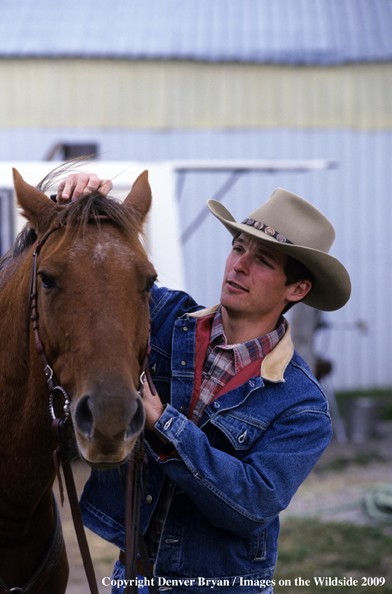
xmin=59 ymin=173 xmax=351 ymax=593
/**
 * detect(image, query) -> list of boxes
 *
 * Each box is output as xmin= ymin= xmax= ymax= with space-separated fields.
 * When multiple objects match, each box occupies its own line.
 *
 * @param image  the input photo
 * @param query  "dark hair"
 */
xmin=281 ymin=256 xmax=314 ymax=314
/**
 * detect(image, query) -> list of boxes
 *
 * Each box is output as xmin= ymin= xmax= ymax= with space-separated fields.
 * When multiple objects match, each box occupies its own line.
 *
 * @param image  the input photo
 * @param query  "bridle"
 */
xmin=2 ymin=219 xmax=158 ymax=594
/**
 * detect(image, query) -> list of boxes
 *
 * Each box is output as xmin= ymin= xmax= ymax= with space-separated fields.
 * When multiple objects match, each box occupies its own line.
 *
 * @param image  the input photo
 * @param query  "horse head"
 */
xmin=13 ymin=169 xmax=157 ymax=469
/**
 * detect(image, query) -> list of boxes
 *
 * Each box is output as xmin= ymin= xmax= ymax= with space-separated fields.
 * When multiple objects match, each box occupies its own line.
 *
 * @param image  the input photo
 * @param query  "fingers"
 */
xmin=98 ymin=178 xmax=113 ymax=197
xmin=56 ymin=173 xmax=113 ymax=203
xmin=142 ymin=378 xmax=165 ymax=432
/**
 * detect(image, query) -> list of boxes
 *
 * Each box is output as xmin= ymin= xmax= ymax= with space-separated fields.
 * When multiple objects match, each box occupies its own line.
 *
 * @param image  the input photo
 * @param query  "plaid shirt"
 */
xmin=145 ymin=309 xmax=285 ymax=559
xmin=190 ymin=308 xmax=285 ymax=425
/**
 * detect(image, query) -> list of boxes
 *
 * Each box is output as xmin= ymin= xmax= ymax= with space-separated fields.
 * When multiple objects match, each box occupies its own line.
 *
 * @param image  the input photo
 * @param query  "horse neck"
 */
xmin=0 ymin=250 xmax=56 ymax=510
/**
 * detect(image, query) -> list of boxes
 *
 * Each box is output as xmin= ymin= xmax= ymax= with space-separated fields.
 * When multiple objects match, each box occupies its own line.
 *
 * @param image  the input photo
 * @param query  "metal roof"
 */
xmin=0 ymin=0 xmax=391 ymax=64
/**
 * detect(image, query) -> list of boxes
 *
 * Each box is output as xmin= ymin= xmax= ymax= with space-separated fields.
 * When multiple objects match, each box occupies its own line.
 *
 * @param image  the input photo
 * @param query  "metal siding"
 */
xmin=0 ymin=0 xmax=392 ymax=64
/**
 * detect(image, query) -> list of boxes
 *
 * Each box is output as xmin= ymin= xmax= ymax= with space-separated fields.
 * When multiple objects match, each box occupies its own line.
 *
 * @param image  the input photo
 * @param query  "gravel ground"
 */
xmin=59 ymin=421 xmax=392 ymax=593
xmin=281 ymin=420 xmax=392 ymax=527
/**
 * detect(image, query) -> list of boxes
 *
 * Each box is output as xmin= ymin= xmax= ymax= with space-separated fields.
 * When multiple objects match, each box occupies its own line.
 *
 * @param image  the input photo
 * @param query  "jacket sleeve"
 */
xmin=149 ymin=400 xmax=332 ymax=538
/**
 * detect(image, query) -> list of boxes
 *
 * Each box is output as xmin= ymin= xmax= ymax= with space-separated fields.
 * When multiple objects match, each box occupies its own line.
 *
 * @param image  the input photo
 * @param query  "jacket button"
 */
xmin=183 ymin=326 xmax=188 ymax=331
xmin=180 ymin=360 xmax=186 ymax=366
xmin=164 ymin=417 xmax=173 ymax=430
xmin=146 ymin=495 xmax=153 ymax=504
xmin=238 ymin=430 xmax=247 ymax=443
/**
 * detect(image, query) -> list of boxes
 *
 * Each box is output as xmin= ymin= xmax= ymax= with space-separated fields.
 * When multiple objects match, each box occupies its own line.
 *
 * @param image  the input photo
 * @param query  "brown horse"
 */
xmin=0 ymin=169 xmax=156 ymax=593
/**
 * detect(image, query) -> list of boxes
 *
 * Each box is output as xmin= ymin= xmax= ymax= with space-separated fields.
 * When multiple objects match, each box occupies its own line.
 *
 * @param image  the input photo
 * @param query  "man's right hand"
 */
xmin=56 ymin=172 xmax=113 ymax=202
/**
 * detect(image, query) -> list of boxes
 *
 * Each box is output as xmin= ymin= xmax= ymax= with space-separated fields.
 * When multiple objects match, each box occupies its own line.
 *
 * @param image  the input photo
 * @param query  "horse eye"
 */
xmin=39 ymin=272 xmax=57 ymax=290
xmin=145 ymin=275 xmax=157 ymax=292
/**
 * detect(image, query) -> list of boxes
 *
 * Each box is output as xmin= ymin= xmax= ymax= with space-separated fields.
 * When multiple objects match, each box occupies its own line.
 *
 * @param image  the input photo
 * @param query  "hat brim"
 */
xmin=208 ymin=199 xmax=351 ymax=312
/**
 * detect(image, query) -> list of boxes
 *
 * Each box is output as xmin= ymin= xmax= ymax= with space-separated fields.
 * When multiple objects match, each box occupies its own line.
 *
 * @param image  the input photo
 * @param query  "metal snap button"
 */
xmin=238 ymin=430 xmax=247 ymax=443
xmin=164 ymin=417 xmax=173 ymax=430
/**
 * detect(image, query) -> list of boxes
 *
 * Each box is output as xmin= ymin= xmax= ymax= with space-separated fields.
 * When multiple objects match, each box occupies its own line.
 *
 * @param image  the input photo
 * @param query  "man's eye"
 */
xmin=257 ymin=257 xmax=273 ymax=268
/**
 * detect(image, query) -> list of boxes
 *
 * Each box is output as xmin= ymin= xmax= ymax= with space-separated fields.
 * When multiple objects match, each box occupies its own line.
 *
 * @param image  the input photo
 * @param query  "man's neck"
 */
xmin=221 ymin=306 xmax=281 ymax=344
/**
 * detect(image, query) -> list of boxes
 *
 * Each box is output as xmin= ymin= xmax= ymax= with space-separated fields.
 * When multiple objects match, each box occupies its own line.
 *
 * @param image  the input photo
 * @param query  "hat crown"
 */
xmin=248 ymin=188 xmax=335 ymax=253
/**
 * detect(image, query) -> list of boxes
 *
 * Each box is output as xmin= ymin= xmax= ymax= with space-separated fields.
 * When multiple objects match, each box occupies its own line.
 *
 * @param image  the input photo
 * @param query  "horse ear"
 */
xmin=13 ymin=168 xmax=61 ymax=234
xmin=123 ymin=170 xmax=152 ymax=224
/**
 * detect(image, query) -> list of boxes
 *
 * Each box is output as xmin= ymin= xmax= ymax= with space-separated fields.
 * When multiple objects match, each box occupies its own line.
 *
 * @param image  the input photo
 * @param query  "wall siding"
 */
xmin=0 ymin=127 xmax=391 ymax=391
xmin=1 ymin=59 xmax=392 ymax=130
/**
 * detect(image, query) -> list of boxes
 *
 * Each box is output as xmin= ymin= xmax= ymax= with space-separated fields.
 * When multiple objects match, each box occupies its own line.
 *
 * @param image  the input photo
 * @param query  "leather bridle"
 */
xmin=2 ymin=219 xmax=158 ymax=594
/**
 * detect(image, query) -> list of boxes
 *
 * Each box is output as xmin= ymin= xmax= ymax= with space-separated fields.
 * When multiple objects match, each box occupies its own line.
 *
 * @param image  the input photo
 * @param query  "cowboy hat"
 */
xmin=207 ymin=188 xmax=351 ymax=311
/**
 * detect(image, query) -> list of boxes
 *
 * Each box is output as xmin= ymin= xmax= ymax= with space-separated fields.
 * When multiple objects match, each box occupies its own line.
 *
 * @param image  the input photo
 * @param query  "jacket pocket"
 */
xmin=210 ymin=411 xmax=268 ymax=451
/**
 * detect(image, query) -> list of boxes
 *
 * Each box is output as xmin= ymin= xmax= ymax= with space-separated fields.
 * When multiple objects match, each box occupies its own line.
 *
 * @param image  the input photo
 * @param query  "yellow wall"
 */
xmin=1 ymin=59 xmax=391 ymax=129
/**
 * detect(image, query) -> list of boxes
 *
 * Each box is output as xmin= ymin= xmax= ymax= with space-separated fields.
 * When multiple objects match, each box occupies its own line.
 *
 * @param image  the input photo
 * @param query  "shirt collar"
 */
xmin=210 ymin=306 xmax=285 ymax=357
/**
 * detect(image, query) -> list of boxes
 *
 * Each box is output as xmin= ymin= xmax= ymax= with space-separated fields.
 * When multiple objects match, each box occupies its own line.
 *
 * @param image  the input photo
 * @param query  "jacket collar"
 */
xmin=188 ymin=305 xmax=294 ymax=383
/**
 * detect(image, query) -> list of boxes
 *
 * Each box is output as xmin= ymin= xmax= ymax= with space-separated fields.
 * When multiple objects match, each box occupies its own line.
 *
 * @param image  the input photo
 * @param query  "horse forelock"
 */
xmin=57 ymin=191 xmax=144 ymax=238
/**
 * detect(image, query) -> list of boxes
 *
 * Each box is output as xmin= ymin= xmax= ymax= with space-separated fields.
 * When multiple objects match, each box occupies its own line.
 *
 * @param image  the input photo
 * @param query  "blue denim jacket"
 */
xmin=80 ymin=286 xmax=332 ymax=593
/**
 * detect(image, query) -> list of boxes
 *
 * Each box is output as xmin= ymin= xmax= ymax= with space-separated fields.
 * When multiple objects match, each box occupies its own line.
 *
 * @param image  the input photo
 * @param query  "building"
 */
xmin=0 ymin=0 xmax=391 ymax=390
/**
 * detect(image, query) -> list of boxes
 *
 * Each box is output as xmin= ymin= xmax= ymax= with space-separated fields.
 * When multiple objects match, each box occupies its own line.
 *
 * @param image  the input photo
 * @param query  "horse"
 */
xmin=0 ymin=168 xmax=156 ymax=593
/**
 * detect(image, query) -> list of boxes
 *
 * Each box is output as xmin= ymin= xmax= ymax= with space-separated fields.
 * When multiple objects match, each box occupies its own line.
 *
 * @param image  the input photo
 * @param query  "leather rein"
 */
xmin=1 ymin=220 xmax=157 ymax=594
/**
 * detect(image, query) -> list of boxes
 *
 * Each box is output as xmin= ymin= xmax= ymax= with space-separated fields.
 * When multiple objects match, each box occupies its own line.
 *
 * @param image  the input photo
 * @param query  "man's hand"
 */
xmin=56 ymin=172 xmax=113 ymax=202
xmin=143 ymin=380 xmax=179 ymax=456
xmin=143 ymin=378 xmax=165 ymax=433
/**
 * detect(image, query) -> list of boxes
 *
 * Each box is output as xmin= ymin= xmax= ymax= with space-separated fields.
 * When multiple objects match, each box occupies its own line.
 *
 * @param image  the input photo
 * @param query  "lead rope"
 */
xmin=52 ymin=419 xmax=100 ymax=594
xmin=123 ymin=341 xmax=159 ymax=594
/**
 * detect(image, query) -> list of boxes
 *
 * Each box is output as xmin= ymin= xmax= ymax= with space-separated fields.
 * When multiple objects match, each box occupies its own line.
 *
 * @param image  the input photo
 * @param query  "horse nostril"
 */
xmin=126 ymin=398 xmax=145 ymax=439
xmin=75 ymin=395 xmax=94 ymax=438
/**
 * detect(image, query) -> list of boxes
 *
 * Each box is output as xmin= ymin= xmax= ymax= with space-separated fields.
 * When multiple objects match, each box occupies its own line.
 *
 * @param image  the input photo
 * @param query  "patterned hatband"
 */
xmin=241 ymin=218 xmax=293 ymax=245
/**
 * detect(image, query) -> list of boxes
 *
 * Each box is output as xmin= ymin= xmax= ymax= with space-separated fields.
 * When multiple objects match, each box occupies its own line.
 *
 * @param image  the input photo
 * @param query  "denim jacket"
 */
xmin=80 ymin=285 xmax=332 ymax=593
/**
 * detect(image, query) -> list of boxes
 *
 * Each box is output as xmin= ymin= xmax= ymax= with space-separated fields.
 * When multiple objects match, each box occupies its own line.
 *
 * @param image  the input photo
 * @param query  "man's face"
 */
xmin=220 ymin=233 xmax=294 ymax=323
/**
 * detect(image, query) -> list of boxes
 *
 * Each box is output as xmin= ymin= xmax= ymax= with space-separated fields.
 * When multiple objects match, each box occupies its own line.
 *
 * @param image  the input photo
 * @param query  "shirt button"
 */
xmin=146 ymin=495 xmax=153 ymax=504
xmin=204 ymin=374 xmax=211 ymax=380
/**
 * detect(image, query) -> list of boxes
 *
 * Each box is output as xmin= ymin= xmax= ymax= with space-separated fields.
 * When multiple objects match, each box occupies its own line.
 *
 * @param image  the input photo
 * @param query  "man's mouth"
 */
xmin=227 ymin=280 xmax=249 ymax=292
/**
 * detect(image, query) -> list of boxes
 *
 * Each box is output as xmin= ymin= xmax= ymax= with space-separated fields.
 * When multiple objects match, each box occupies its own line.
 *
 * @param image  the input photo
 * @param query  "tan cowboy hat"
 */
xmin=207 ymin=188 xmax=351 ymax=311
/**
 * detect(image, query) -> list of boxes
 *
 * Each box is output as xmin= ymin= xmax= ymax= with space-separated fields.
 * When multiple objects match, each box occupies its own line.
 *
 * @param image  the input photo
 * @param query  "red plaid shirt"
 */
xmin=190 ymin=308 xmax=285 ymax=424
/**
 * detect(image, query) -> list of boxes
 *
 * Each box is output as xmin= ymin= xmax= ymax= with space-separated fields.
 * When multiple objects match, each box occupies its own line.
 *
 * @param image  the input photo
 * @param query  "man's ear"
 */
xmin=286 ymin=280 xmax=312 ymax=304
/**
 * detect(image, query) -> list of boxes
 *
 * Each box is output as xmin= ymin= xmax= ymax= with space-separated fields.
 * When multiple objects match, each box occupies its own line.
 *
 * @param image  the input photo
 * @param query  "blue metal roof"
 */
xmin=0 ymin=0 xmax=391 ymax=64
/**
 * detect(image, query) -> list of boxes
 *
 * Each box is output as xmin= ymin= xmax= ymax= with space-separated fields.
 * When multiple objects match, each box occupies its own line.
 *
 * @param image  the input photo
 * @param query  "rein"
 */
xmin=22 ymin=220 xmax=157 ymax=594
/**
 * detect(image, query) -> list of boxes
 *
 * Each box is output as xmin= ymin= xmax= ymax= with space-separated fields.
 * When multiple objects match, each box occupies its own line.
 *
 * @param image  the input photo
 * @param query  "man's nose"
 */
xmin=233 ymin=253 xmax=250 ymax=274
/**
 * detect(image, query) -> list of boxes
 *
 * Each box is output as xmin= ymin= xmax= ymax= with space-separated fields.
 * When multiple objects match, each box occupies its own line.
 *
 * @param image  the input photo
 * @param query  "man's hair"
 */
xmin=282 ymin=256 xmax=314 ymax=314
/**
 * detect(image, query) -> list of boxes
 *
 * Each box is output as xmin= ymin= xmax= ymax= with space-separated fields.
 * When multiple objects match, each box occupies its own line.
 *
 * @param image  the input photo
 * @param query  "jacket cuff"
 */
xmin=154 ymin=404 xmax=186 ymax=447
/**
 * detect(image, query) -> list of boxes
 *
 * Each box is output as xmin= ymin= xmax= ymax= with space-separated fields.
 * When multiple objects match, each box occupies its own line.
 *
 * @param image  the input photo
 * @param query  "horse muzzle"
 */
xmin=72 ymin=382 xmax=145 ymax=467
